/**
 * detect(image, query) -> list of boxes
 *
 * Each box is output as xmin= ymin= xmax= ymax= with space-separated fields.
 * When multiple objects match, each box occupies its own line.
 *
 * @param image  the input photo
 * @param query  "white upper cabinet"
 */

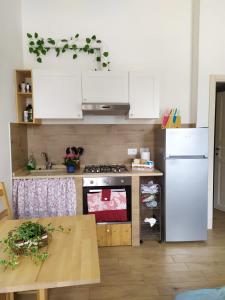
xmin=82 ymin=71 xmax=129 ymax=103
xmin=33 ymin=70 xmax=83 ymax=119
xmin=129 ymin=72 xmax=159 ymax=119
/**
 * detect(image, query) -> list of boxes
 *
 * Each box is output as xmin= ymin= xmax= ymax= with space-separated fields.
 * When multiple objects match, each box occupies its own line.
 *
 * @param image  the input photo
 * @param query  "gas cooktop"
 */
xmin=83 ymin=164 xmax=128 ymax=174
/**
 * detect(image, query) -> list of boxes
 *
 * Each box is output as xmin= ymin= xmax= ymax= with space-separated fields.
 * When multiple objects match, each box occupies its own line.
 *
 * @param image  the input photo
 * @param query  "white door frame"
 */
xmin=208 ymin=75 xmax=225 ymax=229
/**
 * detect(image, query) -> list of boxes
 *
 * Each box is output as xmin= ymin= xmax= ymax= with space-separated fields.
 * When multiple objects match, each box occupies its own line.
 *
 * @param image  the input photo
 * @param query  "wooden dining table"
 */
xmin=0 ymin=215 xmax=100 ymax=300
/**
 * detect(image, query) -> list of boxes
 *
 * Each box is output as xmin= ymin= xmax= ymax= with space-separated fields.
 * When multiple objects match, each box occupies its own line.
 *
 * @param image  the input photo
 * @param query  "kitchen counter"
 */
xmin=12 ymin=168 xmax=163 ymax=179
xmin=12 ymin=167 xmax=163 ymax=246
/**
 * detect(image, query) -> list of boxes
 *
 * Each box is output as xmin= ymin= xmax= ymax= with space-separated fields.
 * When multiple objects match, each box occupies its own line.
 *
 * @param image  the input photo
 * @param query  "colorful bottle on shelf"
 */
xmin=26 ymin=104 xmax=33 ymax=122
xmin=27 ymin=154 xmax=36 ymax=170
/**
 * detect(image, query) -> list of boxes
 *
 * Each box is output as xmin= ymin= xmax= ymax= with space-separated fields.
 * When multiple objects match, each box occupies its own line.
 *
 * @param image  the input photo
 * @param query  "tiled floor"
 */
xmin=16 ymin=209 xmax=225 ymax=300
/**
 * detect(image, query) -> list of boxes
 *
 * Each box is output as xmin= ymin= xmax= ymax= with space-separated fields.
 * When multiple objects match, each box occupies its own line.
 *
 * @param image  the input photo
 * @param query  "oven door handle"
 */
xmin=88 ymin=189 xmax=126 ymax=193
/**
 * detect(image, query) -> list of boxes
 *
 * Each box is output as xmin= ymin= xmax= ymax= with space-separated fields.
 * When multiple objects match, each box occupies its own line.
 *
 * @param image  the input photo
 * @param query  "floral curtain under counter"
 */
xmin=13 ymin=178 xmax=76 ymax=219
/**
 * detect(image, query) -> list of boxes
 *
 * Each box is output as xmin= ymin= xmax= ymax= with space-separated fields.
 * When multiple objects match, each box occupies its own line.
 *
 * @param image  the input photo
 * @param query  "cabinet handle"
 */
xmin=106 ymin=229 xmax=110 ymax=233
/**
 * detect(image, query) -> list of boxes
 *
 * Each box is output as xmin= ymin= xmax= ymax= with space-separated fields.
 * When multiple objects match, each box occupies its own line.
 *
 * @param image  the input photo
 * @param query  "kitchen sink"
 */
xmin=29 ymin=168 xmax=66 ymax=176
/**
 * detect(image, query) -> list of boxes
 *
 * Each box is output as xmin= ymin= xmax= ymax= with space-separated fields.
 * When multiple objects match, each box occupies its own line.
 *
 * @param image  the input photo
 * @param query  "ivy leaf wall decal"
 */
xmin=27 ymin=33 xmax=110 ymax=69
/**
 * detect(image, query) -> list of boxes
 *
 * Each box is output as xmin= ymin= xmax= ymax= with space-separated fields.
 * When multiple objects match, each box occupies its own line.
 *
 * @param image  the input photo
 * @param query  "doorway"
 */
xmin=214 ymin=84 xmax=225 ymax=212
xmin=208 ymin=76 xmax=225 ymax=229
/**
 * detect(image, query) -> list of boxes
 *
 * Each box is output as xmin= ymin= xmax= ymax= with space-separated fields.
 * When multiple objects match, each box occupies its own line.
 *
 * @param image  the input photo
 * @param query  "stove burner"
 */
xmin=84 ymin=164 xmax=128 ymax=174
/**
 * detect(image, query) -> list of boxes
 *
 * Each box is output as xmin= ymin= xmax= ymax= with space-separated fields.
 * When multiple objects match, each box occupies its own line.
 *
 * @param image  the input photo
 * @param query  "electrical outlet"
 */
xmin=140 ymin=147 xmax=149 ymax=154
xmin=128 ymin=148 xmax=137 ymax=156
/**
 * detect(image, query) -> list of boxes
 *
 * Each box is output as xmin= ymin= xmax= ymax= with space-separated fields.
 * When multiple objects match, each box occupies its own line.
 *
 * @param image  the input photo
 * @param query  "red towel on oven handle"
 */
xmin=101 ymin=189 xmax=111 ymax=201
xmin=89 ymin=210 xmax=128 ymax=222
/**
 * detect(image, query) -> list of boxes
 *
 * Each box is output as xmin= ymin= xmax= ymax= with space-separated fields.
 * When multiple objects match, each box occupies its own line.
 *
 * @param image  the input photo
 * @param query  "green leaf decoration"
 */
xmin=27 ymin=33 xmax=110 ymax=69
xmin=47 ymin=38 xmax=55 ymax=45
xmin=55 ymin=48 xmax=60 ymax=57
xmin=34 ymin=50 xmax=40 ymax=57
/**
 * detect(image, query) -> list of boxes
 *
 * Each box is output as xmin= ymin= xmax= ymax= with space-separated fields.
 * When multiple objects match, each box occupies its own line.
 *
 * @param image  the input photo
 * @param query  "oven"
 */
xmin=83 ymin=176 xmax=131 ymax=223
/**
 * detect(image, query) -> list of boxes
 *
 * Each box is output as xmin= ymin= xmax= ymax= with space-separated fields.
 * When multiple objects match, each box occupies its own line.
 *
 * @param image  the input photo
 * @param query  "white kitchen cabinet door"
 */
xmin=129 ymin=72 xmax=159 ymax=119
xmin=33 ymin=70 xmax=83 ymax=119
xmin=82 ymin=71 xmax=129 ymax=103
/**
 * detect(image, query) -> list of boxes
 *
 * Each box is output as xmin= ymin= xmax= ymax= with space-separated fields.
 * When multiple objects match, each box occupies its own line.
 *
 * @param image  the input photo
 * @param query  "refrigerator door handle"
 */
xmin=167 ymin=155 xmax=208 ymax=159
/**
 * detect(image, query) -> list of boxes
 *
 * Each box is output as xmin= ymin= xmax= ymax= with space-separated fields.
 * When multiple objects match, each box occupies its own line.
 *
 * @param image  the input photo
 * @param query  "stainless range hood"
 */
xmin=82 ymin=103 xmax=130 ymax=115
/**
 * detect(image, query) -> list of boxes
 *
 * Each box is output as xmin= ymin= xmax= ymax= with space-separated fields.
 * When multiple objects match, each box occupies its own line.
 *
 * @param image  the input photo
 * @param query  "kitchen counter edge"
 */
xmin=12 ymin=168 xmax=163 ymax=179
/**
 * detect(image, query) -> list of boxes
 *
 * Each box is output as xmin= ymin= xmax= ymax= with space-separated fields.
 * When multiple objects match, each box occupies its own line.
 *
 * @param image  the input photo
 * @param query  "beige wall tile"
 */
xmin=27 ymin=124 xmax=160 ymax=166
xmin=10 ymin=123 xmax=28 ymax=172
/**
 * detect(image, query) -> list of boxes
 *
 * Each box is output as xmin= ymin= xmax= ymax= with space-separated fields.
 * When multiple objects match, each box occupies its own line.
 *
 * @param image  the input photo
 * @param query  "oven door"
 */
xmin=83 ymin=185 xmax=131 ymax=223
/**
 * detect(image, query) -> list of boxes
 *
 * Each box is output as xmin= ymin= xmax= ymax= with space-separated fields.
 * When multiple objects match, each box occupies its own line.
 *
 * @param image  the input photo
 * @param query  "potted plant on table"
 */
xmin=0 ymin=221 xmax=68 ymax=270
xmin=64 ymin=146 xmax=84 ymax=173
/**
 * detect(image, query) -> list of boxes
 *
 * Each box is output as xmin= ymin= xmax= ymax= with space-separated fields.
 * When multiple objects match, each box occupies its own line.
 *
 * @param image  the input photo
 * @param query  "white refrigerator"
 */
xmin=156 ymin=128 xmax=208 ymax=242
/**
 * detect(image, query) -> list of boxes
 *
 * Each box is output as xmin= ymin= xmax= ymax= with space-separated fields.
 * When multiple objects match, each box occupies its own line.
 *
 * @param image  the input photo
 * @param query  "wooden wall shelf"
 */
xmin=15 ymin=70 xmax=41 ymax=125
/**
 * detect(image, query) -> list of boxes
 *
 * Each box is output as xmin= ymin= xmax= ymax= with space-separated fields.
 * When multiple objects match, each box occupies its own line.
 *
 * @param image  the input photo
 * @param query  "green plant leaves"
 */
xmin=88 ymin=48 xmax=94 ymax=54
xmin=55 ymin=48 xmax=60 ymax=57
xmin=37 ymin=39 xmax=44 ymax=46
xmin=27 ymin=33 xmax=110 ymax=68
xmin=47 ymin=38 xmax=55 ymax=45
xmin=41 ymin=49 xmax=46 ymax=55
xmin=0 ymin=221 xmax=70 ymax=270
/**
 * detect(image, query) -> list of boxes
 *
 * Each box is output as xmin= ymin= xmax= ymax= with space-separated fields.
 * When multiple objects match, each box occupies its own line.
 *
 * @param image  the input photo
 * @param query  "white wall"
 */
xmin=0 ymin=0 xmax=23 ymax=197
xmin=197 ymin=0 xmax=225 ymax=127
xmin=21 ymin=0 xmax=194 ymax=124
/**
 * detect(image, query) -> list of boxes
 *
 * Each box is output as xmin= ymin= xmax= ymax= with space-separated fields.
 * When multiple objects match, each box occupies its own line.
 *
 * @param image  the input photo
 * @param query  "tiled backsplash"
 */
xmin=10 ymin=123 xmax=28 ymax=172
xmin=11 ymin=124 xmax=194 ymax=171
xmin=26 ymin=124 xmax=160 ymax=167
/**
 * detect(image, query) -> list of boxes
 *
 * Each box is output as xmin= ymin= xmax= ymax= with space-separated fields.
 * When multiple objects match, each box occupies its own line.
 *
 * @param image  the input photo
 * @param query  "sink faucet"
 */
xmin=41 ymin=152 xmax=53 ymax=170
